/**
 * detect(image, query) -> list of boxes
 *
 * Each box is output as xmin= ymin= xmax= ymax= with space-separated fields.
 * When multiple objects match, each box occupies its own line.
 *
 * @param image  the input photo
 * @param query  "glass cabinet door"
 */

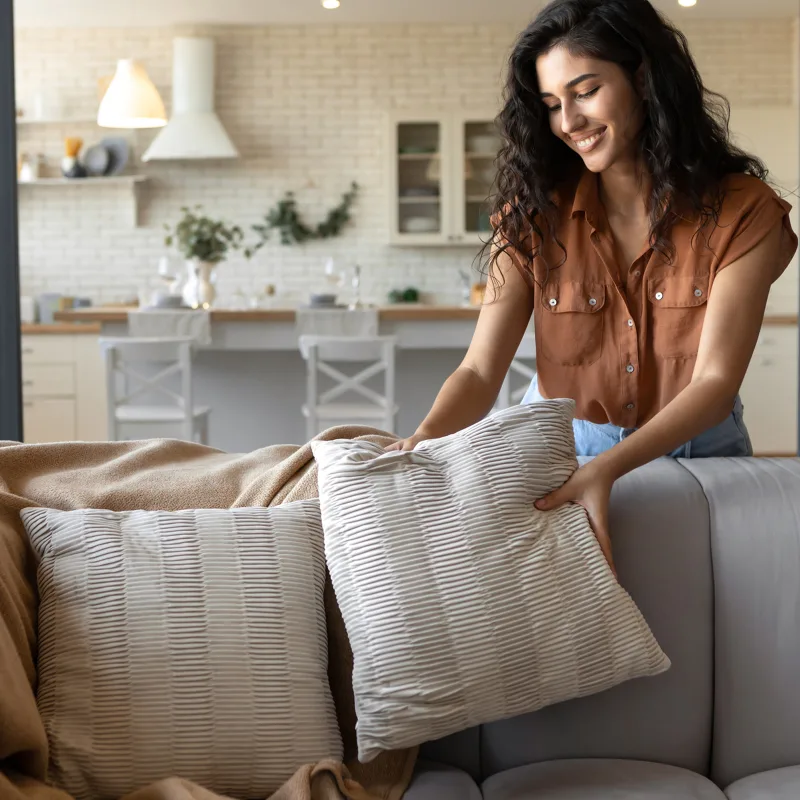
xmin=457 ymin=117 xmax=501 ymax=243
xmin=392 ymin=119 xmax=448 ymax=243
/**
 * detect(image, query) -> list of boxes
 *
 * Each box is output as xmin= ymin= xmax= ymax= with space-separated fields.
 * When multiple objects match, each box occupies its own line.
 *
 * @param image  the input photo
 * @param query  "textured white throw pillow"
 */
xmin=312 ymin=400 xmax=670 ymax=762
xmin=21 ymin=503 xmax=341 ymax=800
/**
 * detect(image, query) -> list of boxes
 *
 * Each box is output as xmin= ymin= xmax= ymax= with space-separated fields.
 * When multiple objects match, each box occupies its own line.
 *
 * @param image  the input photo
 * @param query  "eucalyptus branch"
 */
xmin=247 ymin=182 xmax=359 ymax=253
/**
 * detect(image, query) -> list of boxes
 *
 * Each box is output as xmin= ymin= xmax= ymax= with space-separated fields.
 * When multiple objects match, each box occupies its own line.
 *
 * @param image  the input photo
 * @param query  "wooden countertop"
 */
xmin=21 ymin=322 xmax=102 ymax=334
xmin=53 ymin=306 xmax=799 ymax=327
xmin=53 ymin=306 xmax=484 ymax=323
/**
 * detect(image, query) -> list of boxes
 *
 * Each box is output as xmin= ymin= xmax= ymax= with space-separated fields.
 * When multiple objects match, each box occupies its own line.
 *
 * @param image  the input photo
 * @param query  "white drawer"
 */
xmin=23 ymin=397 xmax=77 ymax=443
xmin=21 ymin=335 xmax=76 ymax=365
xmin=22 ymin=364 xmax=76 ymax=397
xmin=741 ymin=326 xmax=798 ymax=455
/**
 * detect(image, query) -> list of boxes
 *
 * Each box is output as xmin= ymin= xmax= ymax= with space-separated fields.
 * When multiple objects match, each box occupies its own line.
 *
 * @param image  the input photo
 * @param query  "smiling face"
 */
xmin=536 ymin=46 xmax=645 ymax=174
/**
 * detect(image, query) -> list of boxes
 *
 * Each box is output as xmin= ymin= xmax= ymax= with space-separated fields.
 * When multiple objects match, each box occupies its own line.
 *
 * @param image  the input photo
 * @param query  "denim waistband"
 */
xmin=520 ymin=375 xmax=752 ymax=459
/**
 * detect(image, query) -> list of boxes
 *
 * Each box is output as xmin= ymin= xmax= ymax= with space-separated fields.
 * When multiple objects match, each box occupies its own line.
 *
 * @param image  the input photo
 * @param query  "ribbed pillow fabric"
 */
xmin=312 ymin=400 xmax=670 ymax=762
xmin=21 ymin=503 xmax=341 ymax=800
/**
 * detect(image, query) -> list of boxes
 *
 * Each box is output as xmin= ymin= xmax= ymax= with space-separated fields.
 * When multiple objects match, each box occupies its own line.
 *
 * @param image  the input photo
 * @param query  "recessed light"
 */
xmin=678 ymin=0 xmax=697 ymax=6
xmin=322 ymin=0 xmax=340 ymax=8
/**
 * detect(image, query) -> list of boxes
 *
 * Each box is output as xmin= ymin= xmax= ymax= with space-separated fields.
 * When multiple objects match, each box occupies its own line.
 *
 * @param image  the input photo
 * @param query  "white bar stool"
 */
xmin=299 ymin=335 xmax=398 ymax=438
xmin=496 ymin=332 xmax=537 ymax=411
xmin=101 ymin=336 xmax=211 ymax=443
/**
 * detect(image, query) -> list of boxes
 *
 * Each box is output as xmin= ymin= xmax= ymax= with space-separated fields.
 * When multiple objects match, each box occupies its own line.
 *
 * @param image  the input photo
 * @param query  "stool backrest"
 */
xmin=100 ymin=337 xmax=195 ymax=436
xmin=299 ymin=335 xmax=397 ymax=412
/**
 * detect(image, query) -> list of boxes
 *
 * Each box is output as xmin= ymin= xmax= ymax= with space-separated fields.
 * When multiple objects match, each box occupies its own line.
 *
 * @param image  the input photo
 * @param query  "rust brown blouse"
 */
xmin=504 ymin=170 xmax=798 ymax=427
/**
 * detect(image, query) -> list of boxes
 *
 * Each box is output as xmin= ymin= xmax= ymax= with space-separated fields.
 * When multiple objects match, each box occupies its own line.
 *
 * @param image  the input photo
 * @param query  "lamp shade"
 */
xmin=97 ymin=59 xmax=167 ymax=129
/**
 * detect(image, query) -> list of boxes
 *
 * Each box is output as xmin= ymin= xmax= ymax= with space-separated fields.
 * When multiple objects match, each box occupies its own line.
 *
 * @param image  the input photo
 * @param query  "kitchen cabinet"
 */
xmin=729 ymin=105 xmax=799 ymax=317
xmin=388 ymin=110 xmax=499 ymax=247
xmin=739 ymin=324 xmax=798 ymax=456
xmin=21 ymin=332 xmax=108 ymax=443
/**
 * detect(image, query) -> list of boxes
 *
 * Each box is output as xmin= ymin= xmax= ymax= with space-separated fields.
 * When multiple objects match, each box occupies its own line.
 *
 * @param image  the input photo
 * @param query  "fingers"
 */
xmin=534 ymin=488 xmax=566 ymax=511
xmin=384 ymin=438 xmax=416 ymax=452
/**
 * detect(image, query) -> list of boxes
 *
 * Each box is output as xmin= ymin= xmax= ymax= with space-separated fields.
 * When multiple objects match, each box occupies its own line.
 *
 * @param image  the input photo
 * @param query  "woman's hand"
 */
xmin=384 ymin=432 xmax=433 ymax=452
xmin=535 ymin=461 xmax=617 ymax=577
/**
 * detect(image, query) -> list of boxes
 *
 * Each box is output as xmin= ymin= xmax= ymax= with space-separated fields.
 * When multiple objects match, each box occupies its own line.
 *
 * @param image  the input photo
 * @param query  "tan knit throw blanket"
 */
xmin=0 ymin=429 xmax=418 ymax=800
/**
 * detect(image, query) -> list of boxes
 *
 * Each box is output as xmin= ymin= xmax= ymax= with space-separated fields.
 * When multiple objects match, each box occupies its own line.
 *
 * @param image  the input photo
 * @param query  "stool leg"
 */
xmin=197 ymin=414 xmax=209 ymax=446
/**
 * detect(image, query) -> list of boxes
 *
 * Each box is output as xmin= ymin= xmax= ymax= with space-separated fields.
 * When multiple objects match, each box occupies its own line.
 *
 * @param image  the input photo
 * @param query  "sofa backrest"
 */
xmin=682 ymin=458 xmax=800 ymax=788
xmin=420 ymin=459 xmax=715 ymax=781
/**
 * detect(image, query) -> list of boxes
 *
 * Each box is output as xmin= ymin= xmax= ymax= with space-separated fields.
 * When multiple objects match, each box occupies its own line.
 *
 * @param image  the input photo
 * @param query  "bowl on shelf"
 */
xmin=402 ymin=216 xmax=439 ymax=233
xmin=468 ymin=134 xmax=501 ymax=154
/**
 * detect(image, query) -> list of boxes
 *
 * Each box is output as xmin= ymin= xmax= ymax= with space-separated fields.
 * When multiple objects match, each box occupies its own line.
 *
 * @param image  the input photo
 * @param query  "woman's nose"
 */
xmin=561 ymin=101 xmax=585 ymax=135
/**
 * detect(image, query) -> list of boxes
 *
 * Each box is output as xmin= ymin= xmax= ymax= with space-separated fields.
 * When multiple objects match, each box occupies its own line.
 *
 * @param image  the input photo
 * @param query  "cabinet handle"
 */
xmin=759 ymin=357 xmax=774 ymax=367
xmin=23 ymin=402 xmax=34 ymax=408
xmin=22 ymin=347 xmax=34 ymax=354
xmin=23 ymin=380 xmax=34 ymax=386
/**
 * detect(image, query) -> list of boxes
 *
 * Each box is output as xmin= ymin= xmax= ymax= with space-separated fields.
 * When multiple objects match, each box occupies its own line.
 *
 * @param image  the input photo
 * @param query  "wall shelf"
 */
xmin=16 ymin=117 xmax=98 ymax=126
xmin=17 ymin=175 xmax=148 ymax=227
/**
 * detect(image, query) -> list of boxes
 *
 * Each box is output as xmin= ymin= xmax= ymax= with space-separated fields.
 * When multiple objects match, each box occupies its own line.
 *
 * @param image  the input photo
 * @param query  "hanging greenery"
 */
xmin=247 ymin=182 xmax=359 ymax=251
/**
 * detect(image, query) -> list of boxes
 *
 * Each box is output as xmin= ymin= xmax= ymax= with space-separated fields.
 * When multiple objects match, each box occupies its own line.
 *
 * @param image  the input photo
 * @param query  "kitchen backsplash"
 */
xmin=14 ymin=18 xmax=799 ymax=306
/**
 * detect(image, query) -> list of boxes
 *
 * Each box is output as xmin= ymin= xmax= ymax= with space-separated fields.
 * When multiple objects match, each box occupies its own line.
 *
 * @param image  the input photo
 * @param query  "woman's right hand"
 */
xmin=384 ymin=432 xmax=433 ymax=452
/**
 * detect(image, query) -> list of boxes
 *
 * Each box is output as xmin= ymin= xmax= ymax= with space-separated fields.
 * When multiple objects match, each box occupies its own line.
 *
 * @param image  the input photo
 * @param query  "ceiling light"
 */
xmin=678 ymin=0 xmax=697 ymax=6
xmin=97 ymin=60 xmax=167 ymax=129
xmin=322 ymin=0 xmax=340 ymax=8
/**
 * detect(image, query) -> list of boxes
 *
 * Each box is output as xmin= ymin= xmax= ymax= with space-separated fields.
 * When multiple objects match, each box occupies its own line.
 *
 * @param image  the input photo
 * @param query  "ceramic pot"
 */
xmin=182 ymin=260 xmax=217 ymax=309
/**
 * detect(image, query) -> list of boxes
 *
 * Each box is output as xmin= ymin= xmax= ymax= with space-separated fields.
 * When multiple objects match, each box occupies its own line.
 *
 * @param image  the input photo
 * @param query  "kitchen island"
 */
xmin=55 ymin=306 xmax=484 ymax=451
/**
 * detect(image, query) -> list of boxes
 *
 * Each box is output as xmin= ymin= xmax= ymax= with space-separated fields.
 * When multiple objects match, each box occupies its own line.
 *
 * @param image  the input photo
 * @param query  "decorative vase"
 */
xmin=182 ymin=260 xmax=217 ymax=309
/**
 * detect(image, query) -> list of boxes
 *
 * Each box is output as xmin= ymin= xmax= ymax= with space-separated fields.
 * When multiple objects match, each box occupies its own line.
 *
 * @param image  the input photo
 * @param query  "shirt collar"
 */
xmin=571 ymin=168 xmax=602 ymax=230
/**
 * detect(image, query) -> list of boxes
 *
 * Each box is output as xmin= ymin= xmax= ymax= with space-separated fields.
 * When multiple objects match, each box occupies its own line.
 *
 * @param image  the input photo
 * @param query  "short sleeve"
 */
xmin=716 ymin=177 xmax=798 ymax=279
xmin=489 ymin=208 xmax=537 ymax=289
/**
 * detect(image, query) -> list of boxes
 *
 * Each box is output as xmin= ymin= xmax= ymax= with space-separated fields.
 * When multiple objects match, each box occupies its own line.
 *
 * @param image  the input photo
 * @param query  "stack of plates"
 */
xmin=306 ymin=293 xmax=346 ymax=309
xmin=81 ymin=137 xmax=130 ymax=177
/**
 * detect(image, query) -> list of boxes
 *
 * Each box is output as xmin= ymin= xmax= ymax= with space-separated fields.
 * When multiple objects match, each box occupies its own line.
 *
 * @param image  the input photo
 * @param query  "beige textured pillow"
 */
xmin=312 ymin=400 xmax=670 ymax=762
xmin=21 ymin=503 xmax=341 ymax=800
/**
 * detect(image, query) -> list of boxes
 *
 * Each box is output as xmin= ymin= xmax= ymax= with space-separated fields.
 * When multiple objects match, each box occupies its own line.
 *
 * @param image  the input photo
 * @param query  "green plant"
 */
xmin=249 ymin=182 xmax=358 ymax=250
xmin=164 ymin=206 xmax=245 ymax=264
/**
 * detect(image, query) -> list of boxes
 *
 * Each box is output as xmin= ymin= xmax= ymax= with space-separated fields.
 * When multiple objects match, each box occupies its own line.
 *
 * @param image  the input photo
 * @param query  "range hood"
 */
xmin=142 ymin=37 xmax=238 ymax=161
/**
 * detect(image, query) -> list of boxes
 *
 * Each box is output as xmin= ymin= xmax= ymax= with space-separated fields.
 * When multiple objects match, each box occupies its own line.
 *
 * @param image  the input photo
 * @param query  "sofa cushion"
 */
xmin=312 ymin=400 xmax=669 ymax=763
xmin=482 ymin=759 xmax=726 ymax=799
xmin=21 ymin=504 xmax=341 ymax=800
xmin=725 ymin=765 xmax=800 ymax=799
xmin=405 ymin=760 xmax=481 ymax=800
xmin=680 ymin=458 xmax=800 ymax=787
xmin=480 ymin=459 xmax=714 ymax=778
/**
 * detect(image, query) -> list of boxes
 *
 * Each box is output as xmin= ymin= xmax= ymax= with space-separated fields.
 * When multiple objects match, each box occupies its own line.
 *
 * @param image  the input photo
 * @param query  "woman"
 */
xmin=387 ymin=0 xmax=798 ymax=571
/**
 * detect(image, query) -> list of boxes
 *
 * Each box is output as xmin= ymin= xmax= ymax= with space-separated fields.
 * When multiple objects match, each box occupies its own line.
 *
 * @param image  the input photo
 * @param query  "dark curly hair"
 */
xmin=483 ymin=0 xmax=767 ymax=287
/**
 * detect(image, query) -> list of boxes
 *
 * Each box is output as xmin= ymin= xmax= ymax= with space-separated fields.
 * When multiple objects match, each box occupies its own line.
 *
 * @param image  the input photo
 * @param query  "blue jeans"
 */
xmin=521 ymin=375 xmax=753 ymax=458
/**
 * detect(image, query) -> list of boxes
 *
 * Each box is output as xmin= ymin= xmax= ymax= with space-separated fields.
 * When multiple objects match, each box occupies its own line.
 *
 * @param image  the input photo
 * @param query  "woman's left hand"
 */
xmin=534 ymin=461 xmax=617 ymax=578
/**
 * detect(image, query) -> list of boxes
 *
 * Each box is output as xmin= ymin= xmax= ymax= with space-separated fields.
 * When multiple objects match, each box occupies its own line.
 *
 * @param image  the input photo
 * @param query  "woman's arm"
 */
xmin=386 ymin=245 xmax=535 ymax=450
xmin=536 ymin=224 xmax=784 ymax=572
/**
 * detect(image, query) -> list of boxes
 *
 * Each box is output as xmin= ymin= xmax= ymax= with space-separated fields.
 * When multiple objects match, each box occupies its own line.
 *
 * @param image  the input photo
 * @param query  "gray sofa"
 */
xmin=403 ymin=457 xmax=800 ymax=799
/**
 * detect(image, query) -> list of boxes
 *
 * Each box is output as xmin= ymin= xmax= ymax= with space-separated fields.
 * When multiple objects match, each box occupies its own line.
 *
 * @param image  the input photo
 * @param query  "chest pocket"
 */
xmin=648 ymin=273 xmax=709 ymax=359
xmin=539 ymin=280 xmax=606 ymax=366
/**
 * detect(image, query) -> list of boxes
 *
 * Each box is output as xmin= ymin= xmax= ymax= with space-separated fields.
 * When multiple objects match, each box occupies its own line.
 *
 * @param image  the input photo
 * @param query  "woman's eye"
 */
xmin=547 ymin=104 xmax=561 ymax=113
xmin=577 ymin=87 xmax=600 ymax=100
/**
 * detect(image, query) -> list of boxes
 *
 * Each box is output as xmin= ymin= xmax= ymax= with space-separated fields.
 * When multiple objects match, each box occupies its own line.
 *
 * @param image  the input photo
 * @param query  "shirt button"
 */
xmin=626 ymin=364 xmax=635 ymax=374
xmin=549 ymin=298 xmax=557 ymax=307
xmin=655 ymin=291 xmax=664 ymax=300
xmin=627 ymin=319 xmax=634 ymax=327
xmin=589 ymin=298 xmax=597 ymax=306
xmin=694 ymin=288 xmax=703 ymax=297
xmin=633 ymin=270 xmax=642 ymax=278
xmin=626 ymin=403 xmax=635 ymax=410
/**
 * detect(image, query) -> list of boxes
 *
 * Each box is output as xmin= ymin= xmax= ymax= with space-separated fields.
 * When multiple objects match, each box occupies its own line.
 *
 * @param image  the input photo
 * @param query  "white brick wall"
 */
xmin=13 ymin=19 xmax=798 ymax=307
